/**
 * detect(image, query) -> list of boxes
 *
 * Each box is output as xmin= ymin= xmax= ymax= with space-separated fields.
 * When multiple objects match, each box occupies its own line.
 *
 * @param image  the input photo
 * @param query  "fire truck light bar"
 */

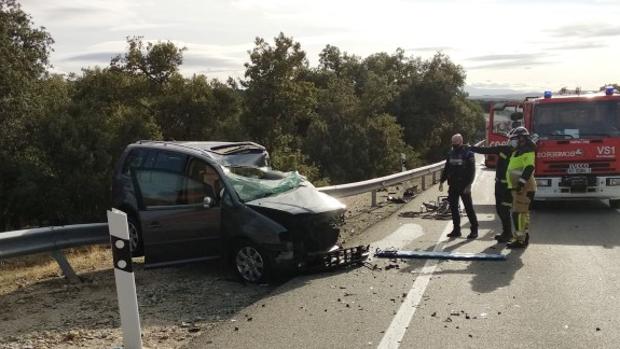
xmin=605 ymin=86 xmax=615 ymax=96
xmin=544 ymin=90 xmax=552 ymax=98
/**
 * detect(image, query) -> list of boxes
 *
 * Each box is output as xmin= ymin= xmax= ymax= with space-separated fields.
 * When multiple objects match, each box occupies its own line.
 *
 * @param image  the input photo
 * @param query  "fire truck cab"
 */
xmin=488 ymin=87 xmax=620 ymax=208
xmin=485 ymin=101 xmax=523 ymax=167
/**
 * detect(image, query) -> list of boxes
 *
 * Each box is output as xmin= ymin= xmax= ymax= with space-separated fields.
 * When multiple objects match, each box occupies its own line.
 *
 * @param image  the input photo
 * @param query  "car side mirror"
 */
xmin=203 ymin=196 xmax=214 ymax=209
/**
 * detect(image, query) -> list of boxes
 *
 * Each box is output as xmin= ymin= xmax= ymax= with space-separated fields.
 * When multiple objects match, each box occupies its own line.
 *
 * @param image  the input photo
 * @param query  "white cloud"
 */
xmin=19 ymin=0 xmax=620 ymax=90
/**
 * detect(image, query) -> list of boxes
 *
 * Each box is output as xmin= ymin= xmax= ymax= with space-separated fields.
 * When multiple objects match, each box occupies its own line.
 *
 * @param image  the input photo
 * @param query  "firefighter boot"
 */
xmin=494 ymin=233 xmax=511 ymax=243
xmin=508 ymin=228 xmax=527 ymax=248
xmin=507 ymin=236 xmax=527 ymax=248
xmin=467 ymin=225 xmax=478 ymax=239
xmin=524 ymin=231 xmax=530 ymax=246
xmin=447 ymin=229 xmax=462 ymax=238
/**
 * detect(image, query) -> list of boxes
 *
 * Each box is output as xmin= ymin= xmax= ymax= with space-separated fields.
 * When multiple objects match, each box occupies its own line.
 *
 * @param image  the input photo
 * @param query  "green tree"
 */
xmin=241 ymin=33 xmax=318 ymax=150
xmin=0 ymin=0 xmax=54 ymax=229
xmin=110 ymin=36 xmax=186 ymax=85
xmin=241 ymin=33 xmax=321 ymax=179
xmin=392 ymin=53 xmax=483 ymax=161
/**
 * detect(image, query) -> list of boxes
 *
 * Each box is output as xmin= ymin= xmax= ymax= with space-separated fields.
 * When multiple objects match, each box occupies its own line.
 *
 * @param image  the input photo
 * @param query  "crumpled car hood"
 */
xmin=246 ymin=184 xmax=345 ymax=215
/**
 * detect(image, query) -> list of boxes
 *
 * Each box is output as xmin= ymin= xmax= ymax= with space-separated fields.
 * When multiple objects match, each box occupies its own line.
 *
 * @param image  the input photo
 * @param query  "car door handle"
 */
xmin=148 ymin=221 xmax=161 ymax=229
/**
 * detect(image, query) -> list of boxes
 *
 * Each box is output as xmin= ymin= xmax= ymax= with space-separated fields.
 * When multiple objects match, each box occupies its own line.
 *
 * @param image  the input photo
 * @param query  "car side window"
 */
xmin=122 ymin=149 xmax=149 ymax=175
xmin=133 ymin=151 xmax=188 ymax=208
xmin=135 ymin=169 xmax=186 ymax=207
xmin=186 ymin=158 xmax=222 ymax=206
xmin=153 ymin=151 xmax=187 ymax=173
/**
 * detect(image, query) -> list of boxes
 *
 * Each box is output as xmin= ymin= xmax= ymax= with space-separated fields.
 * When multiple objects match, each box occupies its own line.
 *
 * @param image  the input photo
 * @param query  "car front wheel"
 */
xmin=234 ymin=242 xmax=271 ymax=283
xmin=127 ymin=217 xmax=144 ymax=257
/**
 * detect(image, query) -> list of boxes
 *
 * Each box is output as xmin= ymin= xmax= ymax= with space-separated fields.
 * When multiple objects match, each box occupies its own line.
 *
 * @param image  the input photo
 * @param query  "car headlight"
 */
xmin=536 ymin=178 xmax=552 ymax=187
xmin=606 ymin=178 xmax=620 ymax=186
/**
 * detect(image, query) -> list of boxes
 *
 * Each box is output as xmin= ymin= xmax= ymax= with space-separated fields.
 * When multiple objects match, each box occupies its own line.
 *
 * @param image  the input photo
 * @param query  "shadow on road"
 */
xmin=467 ymin=246 xmax=524 ymax=293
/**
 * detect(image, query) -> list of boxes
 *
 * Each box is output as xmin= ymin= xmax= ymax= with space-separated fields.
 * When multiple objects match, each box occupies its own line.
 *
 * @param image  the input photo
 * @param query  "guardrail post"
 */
xmin=432 ymin=171 xmax=437 ymax=184
xmin=371 ymin=190 xmax=377 ymax=207
xmin=50 ymin=250 xmax=81 ymax=283
xmin=421 ymin=175 xmax=427 ymax=190
xmin=108 ymin=209 xmax=142 ymax=349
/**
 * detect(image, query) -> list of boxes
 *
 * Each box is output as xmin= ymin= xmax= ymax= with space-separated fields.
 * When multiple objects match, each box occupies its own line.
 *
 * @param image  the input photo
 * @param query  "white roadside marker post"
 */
xmin=107 ymin=209 xmax=143 ymax=349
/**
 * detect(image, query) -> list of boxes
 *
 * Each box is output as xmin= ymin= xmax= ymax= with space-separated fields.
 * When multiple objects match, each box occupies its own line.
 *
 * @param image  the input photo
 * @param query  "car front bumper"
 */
xmin=271 ymin=244 xmax=370 ymax=272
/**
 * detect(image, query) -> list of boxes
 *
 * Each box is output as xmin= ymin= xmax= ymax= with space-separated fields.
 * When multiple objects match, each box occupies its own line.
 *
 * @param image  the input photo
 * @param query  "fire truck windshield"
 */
xmin=532 ymin=100 xmax=620 ymax=139
xmin=492 ymin=109 xmax=513 ymax=134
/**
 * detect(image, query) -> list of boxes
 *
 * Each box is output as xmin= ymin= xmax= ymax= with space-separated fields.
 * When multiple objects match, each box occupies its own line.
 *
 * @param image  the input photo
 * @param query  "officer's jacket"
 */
xmin=440 ymin=146 xmax=476 ymax=191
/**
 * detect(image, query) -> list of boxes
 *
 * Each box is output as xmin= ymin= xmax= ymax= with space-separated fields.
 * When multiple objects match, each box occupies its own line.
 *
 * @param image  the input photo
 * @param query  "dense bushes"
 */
xmin=0 ymin=1 xmax=483 ymax=229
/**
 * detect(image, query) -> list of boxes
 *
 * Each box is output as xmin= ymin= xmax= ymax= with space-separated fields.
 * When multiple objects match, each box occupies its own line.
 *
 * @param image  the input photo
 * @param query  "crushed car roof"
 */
xmin=133 ymin=140 xmax=270 ymax=167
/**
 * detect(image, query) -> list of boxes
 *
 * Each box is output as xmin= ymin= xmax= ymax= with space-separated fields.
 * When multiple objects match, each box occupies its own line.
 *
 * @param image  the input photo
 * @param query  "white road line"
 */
xmin=377 ymin=161 xmax=487 ymax=349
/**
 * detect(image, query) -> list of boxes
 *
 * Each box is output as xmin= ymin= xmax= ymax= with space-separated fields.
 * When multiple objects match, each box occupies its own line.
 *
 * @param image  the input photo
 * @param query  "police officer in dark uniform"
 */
xmin=468 ymin=130 xmax=516 ymax=242
xmin=439 ymin=134 xmax=479 ymax=239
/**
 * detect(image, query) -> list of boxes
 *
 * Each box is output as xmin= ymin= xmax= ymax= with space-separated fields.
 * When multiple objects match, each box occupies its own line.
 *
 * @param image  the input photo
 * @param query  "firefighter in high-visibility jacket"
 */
xmin=468 ymin=128 xmax=517 ymax=243
xmin=505 ymin=127 xmax=537 ymax=248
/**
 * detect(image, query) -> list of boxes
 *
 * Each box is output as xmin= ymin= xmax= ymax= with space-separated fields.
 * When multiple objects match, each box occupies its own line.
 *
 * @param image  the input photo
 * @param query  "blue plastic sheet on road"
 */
xmin=374 ymin=249 xmax=506 ymax=261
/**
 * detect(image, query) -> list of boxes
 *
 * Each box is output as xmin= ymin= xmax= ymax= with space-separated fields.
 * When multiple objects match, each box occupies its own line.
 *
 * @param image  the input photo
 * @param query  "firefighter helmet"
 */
xmin=509 ymin=126 xmax=530 ymax=139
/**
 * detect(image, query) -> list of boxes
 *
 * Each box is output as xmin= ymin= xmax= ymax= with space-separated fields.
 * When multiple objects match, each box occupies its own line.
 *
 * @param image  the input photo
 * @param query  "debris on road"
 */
xmin=387 ymin=188 xmax=417 ymax=204
xmin=398 ymin=196 xmax=467 ymax=220
xmin=384 ymin=263 xmax=400 ymax=270
xmin=374 ymin=248 xmax=507 ymax=261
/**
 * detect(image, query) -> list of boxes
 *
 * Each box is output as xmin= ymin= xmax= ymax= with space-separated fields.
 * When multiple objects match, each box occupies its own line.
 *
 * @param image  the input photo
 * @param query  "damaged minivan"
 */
xmin=112 ymin=140 xmax=367 ymax=282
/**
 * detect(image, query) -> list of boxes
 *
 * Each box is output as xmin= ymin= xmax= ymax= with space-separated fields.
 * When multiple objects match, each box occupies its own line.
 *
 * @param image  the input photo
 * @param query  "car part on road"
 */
xmin=374 ymin=248 xmax=506 ymax=261
xmin=398 ymin=196 xmax=459 ymax=220
xmin=306 ymin=245 xmax=370 ymax=271
xmin=387 ymin=188 xmax=418 ymax=204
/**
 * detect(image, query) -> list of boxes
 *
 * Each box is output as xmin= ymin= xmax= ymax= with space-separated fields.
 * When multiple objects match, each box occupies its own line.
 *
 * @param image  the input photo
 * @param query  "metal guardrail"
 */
xmin=0 ymin=223 xmax=109 ymax=259
xmin=318 ymin=140 xmax=485 ymax=204
xmin=0 ymin=223 xmax=109 ymax=282
xmin=0 ymin=140 xmax=483 ymax=281
xmin=318 ymin=160 xmax=445 ymax=198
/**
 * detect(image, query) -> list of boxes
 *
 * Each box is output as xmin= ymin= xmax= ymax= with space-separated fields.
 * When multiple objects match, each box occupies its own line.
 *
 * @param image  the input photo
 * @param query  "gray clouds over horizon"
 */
xmin=465 ymin=53 xmax=553 ymax=70
xmin=547 ymin=23 xmax=620 ymax=38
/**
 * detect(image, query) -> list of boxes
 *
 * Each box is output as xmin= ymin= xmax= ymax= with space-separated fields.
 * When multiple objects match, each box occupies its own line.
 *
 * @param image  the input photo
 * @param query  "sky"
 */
xmin=20 ymin=0 xmax=620 ymax=96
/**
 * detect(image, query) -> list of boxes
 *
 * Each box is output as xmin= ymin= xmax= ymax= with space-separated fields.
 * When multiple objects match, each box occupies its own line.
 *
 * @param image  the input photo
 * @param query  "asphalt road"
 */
xmin=188 ymin=156 xmax=620 ymax=349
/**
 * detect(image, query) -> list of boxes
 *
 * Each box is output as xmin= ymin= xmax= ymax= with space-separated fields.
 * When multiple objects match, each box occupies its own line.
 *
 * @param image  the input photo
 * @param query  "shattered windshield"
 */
xmin=533 ymin=100 xmax=620 ymax=139
xmin=224 ymin=167 xmax=305 ymax=202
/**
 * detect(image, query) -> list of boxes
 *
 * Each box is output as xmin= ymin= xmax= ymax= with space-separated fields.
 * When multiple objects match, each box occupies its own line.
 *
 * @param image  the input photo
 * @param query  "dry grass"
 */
xmin=0 ymin=245 xmax=112 ymax=295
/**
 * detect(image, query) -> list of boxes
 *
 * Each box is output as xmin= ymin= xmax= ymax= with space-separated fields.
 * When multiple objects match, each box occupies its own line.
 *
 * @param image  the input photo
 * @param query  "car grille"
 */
xmin=541 ymin=160 xmax=613 ymax=175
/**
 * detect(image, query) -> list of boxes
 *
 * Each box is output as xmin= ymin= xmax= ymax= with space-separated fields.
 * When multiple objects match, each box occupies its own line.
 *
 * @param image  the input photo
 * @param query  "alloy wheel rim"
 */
xmin=128 ymin=222 xmax=139 ymax=252
xmin=236 ymin=246 xmax=265 ymax=282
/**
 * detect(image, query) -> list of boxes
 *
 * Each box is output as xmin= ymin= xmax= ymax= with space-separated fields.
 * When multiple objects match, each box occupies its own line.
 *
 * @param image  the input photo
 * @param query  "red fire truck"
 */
xmin=487 ymin=87 xmax=620 ymax=207
xmin=485 ymin=101 xmax=522 ymax=167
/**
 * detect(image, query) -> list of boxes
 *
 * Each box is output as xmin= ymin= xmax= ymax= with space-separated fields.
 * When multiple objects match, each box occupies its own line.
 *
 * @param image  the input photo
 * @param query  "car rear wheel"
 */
xmin=234 ymin=242 xmax=271 ymax=283
xmin=127 ymin=217 xmax=144 ymax=257
xmin=610 ymin=199 xmax=620 ymax=209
